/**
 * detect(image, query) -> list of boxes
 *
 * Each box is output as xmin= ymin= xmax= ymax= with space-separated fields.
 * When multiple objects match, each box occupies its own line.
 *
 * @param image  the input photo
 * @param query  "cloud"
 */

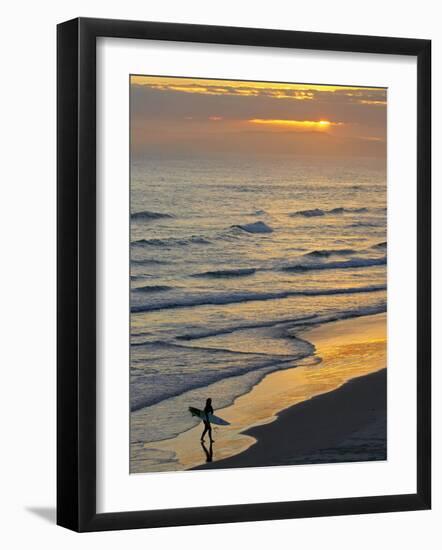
xmin=131 ymin=76 xmax=386 ymax=106
xmin=130 ymin=76 xmax=386 ymax=158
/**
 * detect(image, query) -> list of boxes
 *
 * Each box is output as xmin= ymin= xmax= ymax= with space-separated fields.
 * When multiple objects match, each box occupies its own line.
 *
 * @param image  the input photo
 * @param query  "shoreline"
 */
xmin=131 ymin=312 xmax=386 ymax=473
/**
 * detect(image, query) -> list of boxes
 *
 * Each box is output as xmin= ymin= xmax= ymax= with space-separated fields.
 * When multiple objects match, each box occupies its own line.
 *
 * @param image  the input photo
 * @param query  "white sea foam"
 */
xmin=231 ymin=221 xmax=273 ymax=233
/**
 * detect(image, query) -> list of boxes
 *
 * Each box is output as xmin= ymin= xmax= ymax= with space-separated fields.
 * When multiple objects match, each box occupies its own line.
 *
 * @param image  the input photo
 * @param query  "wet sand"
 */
xmin=196 ymin=368 xmax=386 ymax=469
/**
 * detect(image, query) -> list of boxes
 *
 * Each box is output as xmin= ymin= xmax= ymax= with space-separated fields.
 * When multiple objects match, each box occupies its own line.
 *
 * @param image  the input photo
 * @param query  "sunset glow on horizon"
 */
xmin=131 ymin=75 xmax=386 ymax=157
xmin=248 ymin=118 xmax=342 ymax=130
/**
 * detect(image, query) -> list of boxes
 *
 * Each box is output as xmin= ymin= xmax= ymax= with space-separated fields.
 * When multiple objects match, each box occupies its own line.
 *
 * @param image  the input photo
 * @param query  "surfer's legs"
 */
xmin=208 ymin=423 xmax=214 ymax=443
xmin=201 ymin=421 xmax=214 ymax=442
xmin=201 ymin=421 xmax=209 ymax=441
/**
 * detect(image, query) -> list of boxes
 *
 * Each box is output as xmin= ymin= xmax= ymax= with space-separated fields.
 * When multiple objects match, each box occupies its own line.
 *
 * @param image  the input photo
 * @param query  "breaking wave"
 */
xmin=134 ymin=285 xmax=173 ymax=293
xmin=131 ymin=210 xmax=173 ymax=221
xmin=290 ymin=207 xmax=369 ymax=217
xmin=131 ymin=284 xmax=386 ymax=313
xmin=132 ymin=235 xmax=211 ymax=248
xmin=231 ymin=221 xmax=273 ymax=233
xmin=192 ymin=268 xmax=257 ymax=278
xmin=303 ymin=248 xmax=356 ymax=258
xmin=282 ymin=256 xmax=386 ymax=272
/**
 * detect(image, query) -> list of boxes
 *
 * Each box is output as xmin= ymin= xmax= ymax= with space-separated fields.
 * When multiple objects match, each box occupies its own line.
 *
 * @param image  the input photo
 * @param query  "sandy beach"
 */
xmin=131 ymin=312 xmax=386 ymax=472
xmin=196 ymin=369 xmax=386 ymax=469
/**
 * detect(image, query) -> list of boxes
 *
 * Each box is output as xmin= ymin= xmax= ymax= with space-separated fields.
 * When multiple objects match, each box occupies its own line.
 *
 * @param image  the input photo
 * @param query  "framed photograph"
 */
xmin=57 ymin=17 xmax=431 ymax=531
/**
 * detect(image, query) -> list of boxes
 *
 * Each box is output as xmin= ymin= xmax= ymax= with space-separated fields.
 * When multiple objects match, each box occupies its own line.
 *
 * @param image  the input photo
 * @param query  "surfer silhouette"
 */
xmin=201 ymin=398 xmax=214 ymax=443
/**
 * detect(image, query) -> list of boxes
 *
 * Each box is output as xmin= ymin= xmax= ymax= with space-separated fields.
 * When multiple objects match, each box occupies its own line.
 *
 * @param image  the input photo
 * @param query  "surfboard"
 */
xmin=189 ymin=406 xmax=230 ymax=426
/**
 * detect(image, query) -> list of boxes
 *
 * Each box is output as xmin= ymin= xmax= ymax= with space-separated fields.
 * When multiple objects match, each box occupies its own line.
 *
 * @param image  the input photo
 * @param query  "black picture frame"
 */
xmin=57 ymin=17 xmax=431 ymax=532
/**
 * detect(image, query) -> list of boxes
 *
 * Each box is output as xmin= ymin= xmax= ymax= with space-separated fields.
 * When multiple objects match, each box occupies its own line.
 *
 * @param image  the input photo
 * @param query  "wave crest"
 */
xmin=132 ymin=235 xmax=211 ymax=248
xmin=131 ymin=284 xmax=386 ymax=313
xmin=231 ymin=221 xmax=273 ymax=234
xmin=303 ymin=248 xmax=355 ymax=258
xmin=131 ymin=210 xmax=172 ymax=221
xmin=282 ymin=256 xmax=387 ymax=272
xmin=192 ymin=268 xmax=256 ymax=278
xmin=134 ymin=285 xmax=173 ymax=293
xmin=290 ymin=207 xmax=368 ymax=217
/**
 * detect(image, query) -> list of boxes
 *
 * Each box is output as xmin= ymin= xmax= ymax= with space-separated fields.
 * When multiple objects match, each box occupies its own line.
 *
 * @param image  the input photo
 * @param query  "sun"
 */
xmin=248 ymin=118 xmax=340 ymax=130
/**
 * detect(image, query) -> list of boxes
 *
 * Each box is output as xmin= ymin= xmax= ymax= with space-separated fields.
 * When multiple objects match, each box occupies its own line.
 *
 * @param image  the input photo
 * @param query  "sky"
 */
xmin=130 ymin=76 xmax=387 ymax=158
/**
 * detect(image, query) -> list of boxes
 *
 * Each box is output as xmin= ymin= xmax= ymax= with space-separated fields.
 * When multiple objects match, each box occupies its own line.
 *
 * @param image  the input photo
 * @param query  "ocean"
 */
xmin=129 ymin=154 xmax=386 ymax=467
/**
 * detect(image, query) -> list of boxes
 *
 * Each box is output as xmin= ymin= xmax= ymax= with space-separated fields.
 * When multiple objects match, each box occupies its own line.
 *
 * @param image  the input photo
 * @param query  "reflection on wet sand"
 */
xmin=200 ymin=440 xmax=213 ymax=463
